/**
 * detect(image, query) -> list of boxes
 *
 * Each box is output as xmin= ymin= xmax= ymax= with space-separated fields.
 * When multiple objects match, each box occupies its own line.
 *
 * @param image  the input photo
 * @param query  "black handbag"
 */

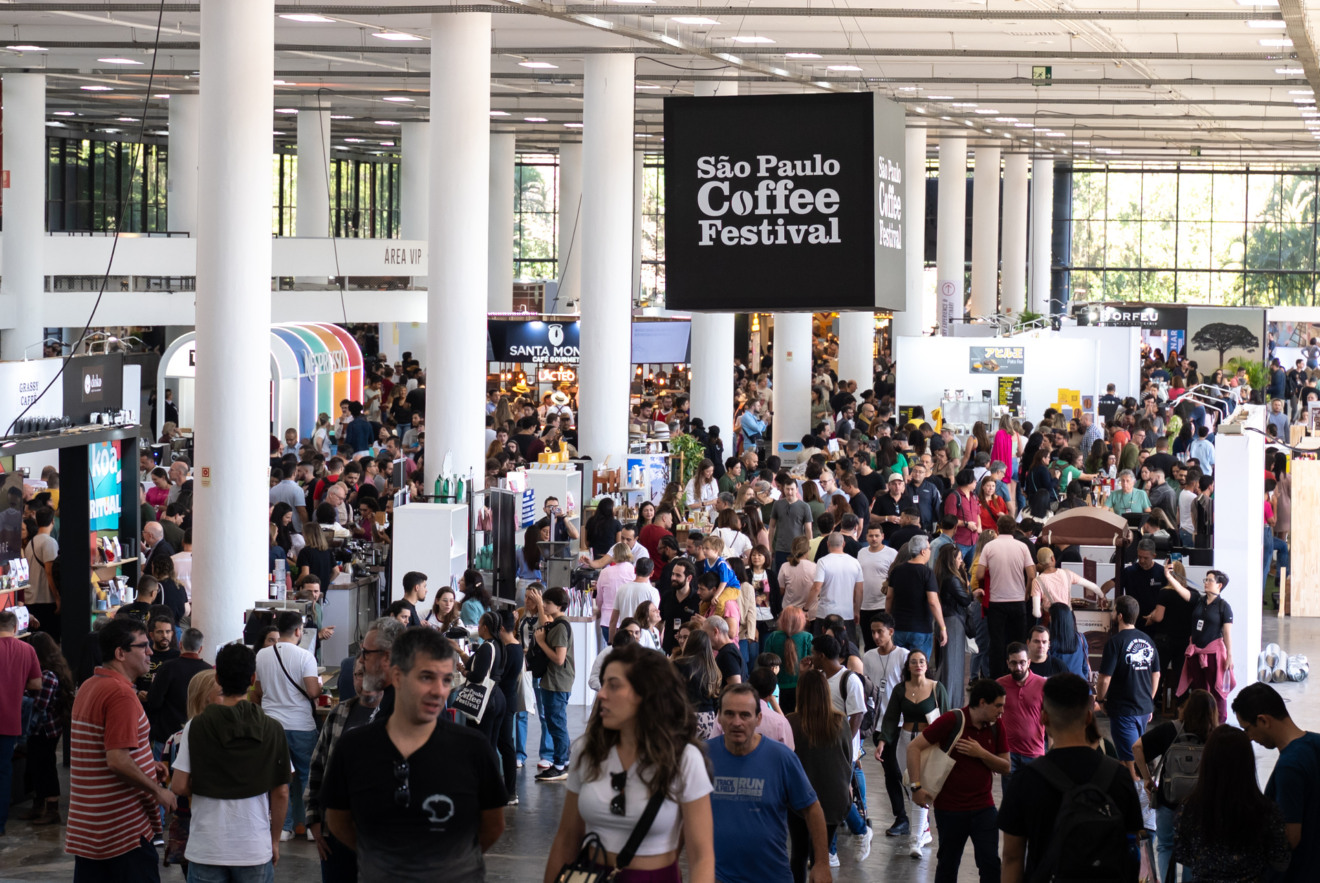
xmin=553 ymin=790 xmax=667 ymax=882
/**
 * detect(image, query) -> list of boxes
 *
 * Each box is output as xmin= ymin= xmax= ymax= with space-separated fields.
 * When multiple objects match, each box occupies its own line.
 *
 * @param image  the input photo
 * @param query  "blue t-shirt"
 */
xmin=699 ymin=556 xmax=739 ymax=589
xmin=706 ymin=736 xmax=818 ymax=883
xmin=1265 ymin=731 xmax=1320 ymax=882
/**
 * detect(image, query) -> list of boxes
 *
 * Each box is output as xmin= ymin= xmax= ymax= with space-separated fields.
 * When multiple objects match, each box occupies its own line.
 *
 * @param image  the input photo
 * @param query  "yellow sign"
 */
xmin=1057 ymin=389 xmax=1081 ymax=409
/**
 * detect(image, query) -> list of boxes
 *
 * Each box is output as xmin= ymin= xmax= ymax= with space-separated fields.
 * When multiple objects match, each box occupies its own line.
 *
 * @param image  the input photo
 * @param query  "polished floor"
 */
xmin=3 ymin=615 xmax=1316 ymax=882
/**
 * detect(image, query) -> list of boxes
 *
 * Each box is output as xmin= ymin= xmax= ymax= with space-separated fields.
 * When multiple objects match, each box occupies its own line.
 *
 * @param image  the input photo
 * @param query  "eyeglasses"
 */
xmin=127 ymin=641 xmax=151 ymax=651
xmin=360 ymin=647 xmax=387 ymax=657
xmin=393 ymin=760 xmax=410 ymax=807
xmin=610 ymin=771 xmax=627 ymax=816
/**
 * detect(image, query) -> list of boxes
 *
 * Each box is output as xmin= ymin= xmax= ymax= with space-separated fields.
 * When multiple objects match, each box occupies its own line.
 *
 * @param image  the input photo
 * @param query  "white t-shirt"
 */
xmin=827 ymin=665 xmax=868 ymax=758
xmin=614 ymin=581 xmax=661 ymax=626
xmin=254 ymin=643 xmax=319 ymax=732
xmin=712 ymin=527 xmax=751 ymax=561
xmin=171 ymin=551 xmax=193 ymax=600
xmin=863 ymin=645 xmax=909 ymax=719
xmin=567 ymin=742 xmax=713 ymax=856
xmin=1178 ymin=489 xmax=1197 ymax=534
xmin=857 ymin=545 xmax=898 ymax=611
xmin=814 ymin=552 xmax=865 ymax=619
xmin=173 ymin=720 xmax=275 ymax=867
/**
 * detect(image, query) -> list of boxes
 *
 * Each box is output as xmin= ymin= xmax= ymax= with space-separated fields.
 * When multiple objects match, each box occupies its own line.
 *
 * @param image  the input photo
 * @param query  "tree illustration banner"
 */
xmin=1185 ymin=307 xmax=1266 ymax=372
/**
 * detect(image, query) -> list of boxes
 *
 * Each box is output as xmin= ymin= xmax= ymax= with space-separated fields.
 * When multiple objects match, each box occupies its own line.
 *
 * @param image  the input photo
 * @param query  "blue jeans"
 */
xmin=0 ymin=734 xmax=16 ymax=833
xmin=740 ymin=638 xmax=759 ymax=669
xmin=284 ymin=729 xmax=318 ymax=832
xmin=1156 ymin=804 xmax=1183 ymax=883
xmin=541 ymin=688 xmax=571 ymax=767
xmin=188 ymin=861 xmax=275 ymax=883
xmin=829 ymin=761 xmax=869 ymax=853
xmin=533 ymin=678 xmax=553 ymax=763
xmin=933 ymin=806 xmax=1001 ymax=883
xmin=893 ymin=630 xmax=933 ymax=660
xmin=1264 ymin=526 xmax=1275 ymax=591
xmin=515 ymin=710 xmax=529 ymax=763
xmin=1111 ymin=714 xmax=1147 ymax=761
xmin=957 ymin=543 xmax=975 ymax=568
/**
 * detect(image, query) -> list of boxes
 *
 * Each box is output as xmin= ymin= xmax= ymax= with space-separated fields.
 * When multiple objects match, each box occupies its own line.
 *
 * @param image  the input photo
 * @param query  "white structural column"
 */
xmin=969 ymin=146 xmax=1001 ymax=318
xmin=892 ymin=126 xmax=928 ymax=338
xmin=1214 ymin=407 xmax=1266 ymax=704
xmin=1000 ymin=153 xmax=1029 ymax=317
xmin=770 ymin=314 xmax=812 ymax=452
xmin=192 ymin=0 xmax=274 ymax=651
xmin=1029 ymin=158 xmax=1054 ymax=315
xmin=167 ymin=93 xmax=200 ymax=233
xmin=577 ymin=54 xmax=634 ymax=465
xmin=935 ymin=137 xmax=967 ymax=335
xmin=688 ymin=79 xmax=736 ymax=436
xmin=557 ymin=142 xmax=583 ymax=310
xmin=837 ymin=315 xmax=874 ymax=390
xmin=632 ymin=149 xmax=644 ymax=305
xmin=1 ymin=74 xmax=45 ymax=361
xmin=400 ymin=121 xmax=431 ymax=240
xmin=488 ymin=132 xmax=516 ymax=311
xmin=296 ymin=106 xmax=332 ymax=237
xmin=426 ymin=12 xmax=490 ymax=491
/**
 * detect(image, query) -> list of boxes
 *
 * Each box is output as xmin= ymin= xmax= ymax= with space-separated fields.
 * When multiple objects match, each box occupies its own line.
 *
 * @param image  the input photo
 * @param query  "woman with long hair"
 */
xmin=584 ymin=497 xmax=624 ymax=560
xmin=712 ymin=509 xmax=752 ymax=560
xmin=1022 ymin=447 xmax=1058 ymax=518
xmin=991 ymin=413 xmax=1017 ymax=478
xmin=296 ymin=524 xmax=340 ymax=591
xmin=21 ymin=631 xmax=74 ymax=825
xmin=672 ymin=629 xmax=723 ymax=739
xmin=516 ymin=584 xmax=551 ymax=768
xmin=967 ymin=421 xmax=992 ymax=470
xmin=270 ymin=502 xmax=296 ymax=554
xmin=966 ymin=528 xmax=998 ymax=678
xmin=634 ymin=500 xmax=656 ymax=532
xmin=595 ymin=543 xmax=635 ymax=645
xmin=517 ymin=523 xmax=546 ymax=581
xmin=933 ymin=543 xmax=973 ymax=708
xmin=1134 ymin=689 xmax=1219 ymax=883
xmin=1084 ymin=438 xmax=1109 ymax=475
xmin=1174 ymin=725 xmax=1289 ymax=883
xmin=658 ymin=482 xmax=683 ymax=515
xmin=786 ymin=669 xmax=853 ymax=881
xmin=1030 ymin=547 xmax=1102 ymax=678
xmin=741 ymin=505 xmax=769 ymax=553
xmin=545 ymin=643 xmax=714 ymax=883
xmin=801 ymin=480 xmax=826 ymax=522
xmin=459 ymin=568 xmax=493 ymax=627
xmin=456 ymin=610 xmax=508 ymax=757
xmin=424 ymin=586 xmax=463 ymax=633
xmin=162 ymin=669 xmax=221 ymax=867
xmin=777 ymin=536 xmax=819 ymax=627
xmin=875 ymin=650 xmax=948 ymax=857
xmin=685 ymin=458 xmax=720 ymax=513
xmin=977 ymin=475 xmax=1008 ymax=531
xmin=311 ymin=412 xmax=332 ymax=456
xmin=493 ymin=395 xmax=514 ymax=431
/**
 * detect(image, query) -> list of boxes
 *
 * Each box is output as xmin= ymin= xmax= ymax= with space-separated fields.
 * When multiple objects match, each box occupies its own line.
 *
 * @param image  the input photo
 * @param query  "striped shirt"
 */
xmin=65 ymin=667 xmax=160 ymax=860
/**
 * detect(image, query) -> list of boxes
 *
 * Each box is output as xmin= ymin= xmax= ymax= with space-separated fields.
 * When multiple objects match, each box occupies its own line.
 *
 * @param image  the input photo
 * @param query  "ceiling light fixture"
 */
xmin=116 ymin=117 xmax=136 ymax=122
xmin=974 ymin=109 xmax=1000 ymax=114
xmin=372 ymin=32 xmax=423 ymax=41
xmin=636 ymin=84 xmax=660 ymax=89
xmin=280 ymin=13 xmax=336 ymax=22
xmin=490 ymin=110 xmax=510 ymax=116
xmin=1259 ymin=38 xmax=1293 ymax=46
xmin=786 ymin=52 xmax=821 ymax=59
xmin=98 ymin=57 xmax=143 ymax=65
xmin=81 ymin=85 xmax=113 ymax=91
xmin=672 ymin=16 xmax=720 ymax=25
xmin=154 ymin=93 xmax=170 ymax=99
xmin=6 ymin=45 xmax=45 ymax=51
xmin=731 ymin=36 xmax=775 ymax=43
xmin=995 ymin=117 xmax=1018 ymax=122
xmin=1246 ymin=20 xmax=1287 ymax=27
xmin=1276 ymin=67 xmax=1304 ymax=74
xmin=344 ymin=138 xmax=365 ymax=143
xmin=519 ymin=61 xmax=558 ymax=69
xmin=330 ymin=114 xmax=352 ymax=120
xmin=827 ymin=64 xmax=862 ymax=71
xmin=53 ymin=111 xmax=75 ymax=116
xmin=563 ymin=122 xmax=583 ymax=128
xmin=927 ymin=95 xmax=954 ymax=100
xmin=635 ymin=133 xmax=653 ymax=137
xmin=951 ymin=102 xmax=977 ymax=107
xmin=375 ymin=120 xmax=399 ymax=126
xmin=275 ymin=107 xmax=299 ymax=113
xmin=382 ymin=96 xmax=414 ymax=102
xmin=524 ymin=117 xmax=548 ymax=122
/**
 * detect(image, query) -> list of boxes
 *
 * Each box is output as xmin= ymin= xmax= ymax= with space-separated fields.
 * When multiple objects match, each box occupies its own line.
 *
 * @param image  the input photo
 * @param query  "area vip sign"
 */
xmin=663 ymin=91 xmax=906 ymax=312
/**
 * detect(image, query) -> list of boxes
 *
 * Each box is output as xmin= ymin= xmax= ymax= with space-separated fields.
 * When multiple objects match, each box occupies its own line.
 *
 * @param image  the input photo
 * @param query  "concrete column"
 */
xmin=770 ymin=314 xmax=812 ymax=452
xmin=296 ymin=106 xmax=331 ymax=237
xmin=836 ymin=313 xmax=874 ymax=392
xmin=632 ymin=149 xmax=644 ymax=305
xmin=892 ymin=126 xmax=928 ymax=338
xmin=935 ymin=136 xmax=967 ymax=335
xmin=400 ymin=121 xmax=430 ymax=240
xmin=577 ymin=54 xmax=634 ymax=465
xmin=1029 ymin=157 xmax=1054 ymax=315
xmin=969 ymin=146 xmax=1001 ymax=318
xmin=167 ymin=93 xmax=200 ymax=233
xmin=488 ymin=131 xmax=515 ymax=311
xmin=426 ymin=12 xmax=490 ymax=492
xmin=557 ymin=142 xmax=583 ymax=310
xmin=1213 ymin=406 xmax=1266 ymax=705
xmin=687 ymin=79 xmax=736 ymax=438
xmin=192 ymin=0 xmax=274 ymax=652
xmin=1000 ymin=153 xmax=1029 ymax=317
xmin=1 ymin=74 xmax=45 ymax=360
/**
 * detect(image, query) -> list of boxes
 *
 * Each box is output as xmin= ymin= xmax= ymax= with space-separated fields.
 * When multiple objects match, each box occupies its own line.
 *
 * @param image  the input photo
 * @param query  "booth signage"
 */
xmin=1087 ymin=304 xmax=1185 ymax=329
xmin=383 ymin=245 xmax=424 ymax=267
xmin=538 ymin=366 xmax=577 ymax=384
xmin=89 ymin=441 xmax=121 ymax=531
xmin=969 ymin=346 xmax=1025 ymax=374
xmin=997 ymin=377 xmax=1022 ymax=408
xmin=488 ymin=320 xmax=581 ymax=364
xmin=663 ymin=91 xmax=907 ymax=312
xmin=305 ymin=350 xmax=350 ymax=376
xmin=63 ymin=354 xmax=124 ymax=423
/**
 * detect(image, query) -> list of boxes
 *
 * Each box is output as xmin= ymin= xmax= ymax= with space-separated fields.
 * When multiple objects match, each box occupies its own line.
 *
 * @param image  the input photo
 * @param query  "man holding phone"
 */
xmin=534 ymin=497 xmax=578 ymax=544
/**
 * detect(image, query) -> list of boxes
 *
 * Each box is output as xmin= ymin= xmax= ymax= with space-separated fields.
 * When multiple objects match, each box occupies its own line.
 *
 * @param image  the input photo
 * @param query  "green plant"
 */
xmin=1225 ymin=357 xmax=1267 ymax=391
xmin=1017 ymin=310 xmax=1044 ymax=324
xmin=668 ymin=433 xmax=707 ymax=492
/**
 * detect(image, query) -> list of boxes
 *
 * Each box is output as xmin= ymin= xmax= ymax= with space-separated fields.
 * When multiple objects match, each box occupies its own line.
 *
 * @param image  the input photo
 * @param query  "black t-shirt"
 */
xmin=848 ymin=492 xmax=870 ymax=524
xmin=998 ymin=746 xmax=1143 ymax=881
xmin=1143 ymin=453 xmax=1177 ymax=481
xmin=1030 ymin=656 xmax=1067 ymax=679
xmin=872 ymin=494 xmax=902 ymax=538
xmin=1137 ymin=721 xmax=1185 ymax=809
xmin=158 ymin=578 xmax=187 ymax=624
xmin=813 ymin=534 xmax=863 ymax=562
xmin=402 ymin=600 xmax=422 ymax=628
xmin=884 ymin=525 xmax=926 ymax=552
xmin=534 ymin=515 xmax=573 ymax=544
xmin=298 ymin=547 xmax=337 ymax=591
xmin=585 ymin=517 xmax=623 ymax=559
xmin=1120 ymin=563 xmax=1166 ymax=621
xmin=1190 ymin=594 xmax=1233 ymax=649
xmin=1153 ymin=586 xmax=1195 ymax=647
xmin=856 ymin=470 xmax=885 ymax=502
xmin=1099 ymin=628 xmax=1160 ymax=717
xmin=674 ymin=656 xmax=718 ymax=713
xmin=322 ymin=717 xmax=506 ymax=881
xmin=659 ymin=587 xmax=701 ymax=652
xmin=715 ymin=642 xmax=747 ymax=687
xmin=139 ymin=645 xmax=180 ymax=693
xmin=888 ymin=562 xmax=939 ymax=633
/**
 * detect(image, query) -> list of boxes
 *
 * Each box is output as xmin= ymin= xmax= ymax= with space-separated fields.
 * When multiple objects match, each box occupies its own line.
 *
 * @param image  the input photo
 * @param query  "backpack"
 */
xmin=527 ymin=619 xmax=566 ymax=679
xmin=1029 ymin=755 xmax=1136 ymax=883
xmin=840 ymin=669 xmax=883 ymax=742
xmin=1155 ymin=722 xmax=1204 ymax=807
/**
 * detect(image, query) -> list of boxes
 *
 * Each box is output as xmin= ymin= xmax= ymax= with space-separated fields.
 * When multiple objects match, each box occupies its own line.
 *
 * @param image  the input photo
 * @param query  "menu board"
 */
xmin=998 ymin=377 xmax=1022 ymax=408
xmin=970 ymin=346 xmax=1025 ymax=374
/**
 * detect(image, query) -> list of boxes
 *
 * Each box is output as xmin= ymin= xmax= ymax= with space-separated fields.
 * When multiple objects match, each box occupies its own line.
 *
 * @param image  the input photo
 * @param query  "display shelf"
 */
xmin=391 ymin=502 xmax=469 ymax=601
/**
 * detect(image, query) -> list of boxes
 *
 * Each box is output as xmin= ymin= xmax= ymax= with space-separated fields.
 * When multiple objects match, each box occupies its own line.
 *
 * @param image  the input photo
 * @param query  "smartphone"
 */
xmin=1169 ymin=552 xmax=1183 ymax=562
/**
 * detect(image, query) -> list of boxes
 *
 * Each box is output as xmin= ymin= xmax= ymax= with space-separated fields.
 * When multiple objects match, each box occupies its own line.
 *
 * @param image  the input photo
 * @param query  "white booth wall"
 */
xmin=894 ymin=335 xmax=1101 ymax=423
xmin=1018 ymin=325 xmax=1143 ymax=404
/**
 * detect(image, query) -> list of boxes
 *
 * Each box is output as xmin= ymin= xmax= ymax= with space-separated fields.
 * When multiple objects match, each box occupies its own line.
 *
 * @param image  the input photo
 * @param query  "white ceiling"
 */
xmin=4 ymin=0 xmax=1320 ymax=163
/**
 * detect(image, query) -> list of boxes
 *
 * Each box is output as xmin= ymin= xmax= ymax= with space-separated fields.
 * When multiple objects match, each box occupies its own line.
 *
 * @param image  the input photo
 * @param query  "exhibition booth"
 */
xmin=157 ymin=323 xmax=365 ymax=440
xmin=1074 ymin=302 xmax=1269 ymax=376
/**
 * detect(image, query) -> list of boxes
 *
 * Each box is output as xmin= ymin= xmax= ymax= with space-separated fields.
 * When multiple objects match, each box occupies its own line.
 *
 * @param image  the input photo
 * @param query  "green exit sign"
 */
xmin=1032 ymin=65 xmax=1053 ymax=85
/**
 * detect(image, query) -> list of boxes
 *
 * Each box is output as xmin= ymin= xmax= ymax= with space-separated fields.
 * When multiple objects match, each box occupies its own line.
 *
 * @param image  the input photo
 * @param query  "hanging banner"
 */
xmin=89 ymin=441 xmax=122 ymax=531
xmin=938 ymin=280 xmax=961 ymax=335
xmin=969 ymin=346 xmax=1026 ymax=374
xmin=663 ymin=91 xmax=906 ymax=312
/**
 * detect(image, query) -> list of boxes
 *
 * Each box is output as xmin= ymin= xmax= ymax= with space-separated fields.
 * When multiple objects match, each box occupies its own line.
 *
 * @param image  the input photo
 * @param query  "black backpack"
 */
xmin=840 ymin=669 xmax=882 ymax=742
xmin=527 ymin=619 xmax=566 ymax=679
xmin=1029 ymin=756 xmax=1136 ymax=883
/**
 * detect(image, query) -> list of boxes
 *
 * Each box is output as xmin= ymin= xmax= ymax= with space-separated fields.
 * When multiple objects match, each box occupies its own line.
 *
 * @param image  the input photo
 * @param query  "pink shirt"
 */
xmin=595 ymin=562 xmax=635 ymax=626
xmin=0 ymin=637 xmax=41 ymax=736
xmin=944 ymin=491 xmax=982 ymax=547
xmin=777 ymin=559 xmax=819 ymax=619
xmin=996 ymin=672 xmax=1047 ymax=757
xmin=980 ymin=535 xmax=1034 ymax=603
xmin=1035 ymin=568 xmax=1083 ymax=607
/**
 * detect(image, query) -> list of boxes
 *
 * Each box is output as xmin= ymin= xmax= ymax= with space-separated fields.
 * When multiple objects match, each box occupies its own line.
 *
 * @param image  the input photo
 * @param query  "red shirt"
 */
xmin=996 ymin=672 xmax=1047 ymax=757
xmin=944 ymin=491 xmax=981 ymax=547
xmin=637 ymin=524 xmax=673 ymax=568
xmin=0 ymin=637 xmax=41 ymax=736
xmin=66 ymin=667 xmax=161 ymax=860
xmin=920 ymin=706 xmax=1008 ymax=812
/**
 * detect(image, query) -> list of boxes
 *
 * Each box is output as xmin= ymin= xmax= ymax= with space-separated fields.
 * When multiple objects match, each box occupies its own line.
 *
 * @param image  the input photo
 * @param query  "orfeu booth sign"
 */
xmin=663 ymin=91 xmax=907 ymax=312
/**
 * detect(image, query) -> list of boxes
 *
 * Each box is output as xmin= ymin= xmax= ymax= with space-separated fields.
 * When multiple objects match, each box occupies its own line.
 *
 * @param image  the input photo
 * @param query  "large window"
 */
xmin=46 ymin=136 xmax=168 ymax=233
xmin=641 ymin=152 xmax=664 ymax=306
xmin=272 ymin=150 xmax=402 ymax=238
xmin=514 ymin=153 xmax=559 ymax=281
xmin=1066 ymin=166 xmax=1320 ymax=306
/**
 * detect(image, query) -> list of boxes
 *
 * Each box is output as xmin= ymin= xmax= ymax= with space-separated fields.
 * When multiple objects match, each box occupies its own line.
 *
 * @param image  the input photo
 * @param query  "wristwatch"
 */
xmin=909 ymin=782 xmax=923 ymax=795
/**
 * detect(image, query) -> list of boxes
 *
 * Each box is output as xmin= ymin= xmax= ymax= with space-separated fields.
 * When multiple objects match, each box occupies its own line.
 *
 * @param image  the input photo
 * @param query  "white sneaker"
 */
xmin=909 ymin=839 xmax=923 ymax=859
xmin=828 ymin=852 xmax=840 ymax=868
xmin=537 ymin=759 xmax=553 ymax=769
xmin=307 ymin=828 xmax=315 ymax=842
xmin=279 ymin=829 xmax=294 ymax=842
xmin=854 ymin=825 xmax=873 ymax=862
xmin=920 ymin=827 xmax=933 ymax=848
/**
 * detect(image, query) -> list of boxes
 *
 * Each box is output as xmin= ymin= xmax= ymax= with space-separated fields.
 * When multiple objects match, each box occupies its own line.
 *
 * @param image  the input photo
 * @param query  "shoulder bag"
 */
xmin=554 ymin=790 xmax=667 ymax=883
xmin=272 ymin=643 xmax=322 ymax=731
xmin=904 ymin=708 xmax=965 ymax=798
xmin=453 ymin=642 xmax=502 ymax=724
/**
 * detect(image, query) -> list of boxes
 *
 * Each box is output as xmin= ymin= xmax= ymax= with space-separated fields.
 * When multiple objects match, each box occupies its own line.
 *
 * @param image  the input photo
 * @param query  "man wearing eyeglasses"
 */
xmin=323 ymin=627 xmax=506 ymax=881
xmin=66 ymin=617 xmax=177 ymax=882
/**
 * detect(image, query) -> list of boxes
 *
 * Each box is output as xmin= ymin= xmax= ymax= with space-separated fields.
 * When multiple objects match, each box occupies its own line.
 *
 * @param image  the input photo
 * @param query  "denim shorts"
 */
xmin=1110 ymin=713 xmax=1147 ymax=761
